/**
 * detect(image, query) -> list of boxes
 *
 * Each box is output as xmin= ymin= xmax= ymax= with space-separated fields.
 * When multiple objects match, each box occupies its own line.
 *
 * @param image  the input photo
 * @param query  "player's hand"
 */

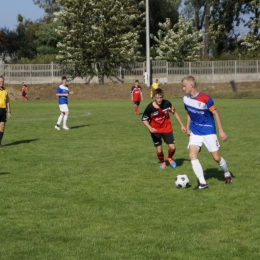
xmin=219 ymin=131 xmax=227 ymax=142
xmin=149 ymin=127 xmax=157 ymax=133
xmin=70 ymin=91 xmax=74 ymax=95
xmin=181 ymin=126 xmax=186 ymax=133
xmin=186 ymin=129 xmax=191 ymax=137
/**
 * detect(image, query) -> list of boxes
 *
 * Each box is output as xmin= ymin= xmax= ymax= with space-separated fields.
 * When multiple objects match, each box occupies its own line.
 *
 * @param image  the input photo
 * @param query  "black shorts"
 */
xmin=0 ymin=108 xmax=7 ymax=123
xmin=22 ymin=92 xmax=27 ymax=97
xmin=151 ymin=132 xmax=175 ymax=147
xmin=133 ymin=101 xmax=140 ymax=106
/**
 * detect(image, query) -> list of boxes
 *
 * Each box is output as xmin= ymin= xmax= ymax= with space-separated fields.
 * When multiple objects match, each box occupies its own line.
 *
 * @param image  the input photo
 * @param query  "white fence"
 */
xmin=0 ymin=60 xmax=260 ymax=84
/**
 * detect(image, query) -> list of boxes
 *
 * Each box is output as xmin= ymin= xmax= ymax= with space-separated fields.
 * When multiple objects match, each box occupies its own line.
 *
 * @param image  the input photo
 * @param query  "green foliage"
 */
xmin=0 ymin=98 xmax=259 ymax=259
xmin=151 ymin=15 xmax=204 ymax=61
xmin=35 ymin=21 xmax=62 ymax=55
xmin=14 ymin=54 xmax=58 ymax=64
xmin=54 ymin=0 xmax=145 ymax=80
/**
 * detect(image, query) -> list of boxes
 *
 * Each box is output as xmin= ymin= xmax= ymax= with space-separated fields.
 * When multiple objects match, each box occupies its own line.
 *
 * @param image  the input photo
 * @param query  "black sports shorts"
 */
xmin=133 ymin=101 xmax=140 ymax=106
xmin=0 ymin=108 xmax=7 ymax=122
xmin=151 ymin=132 xmax=175 ymax=147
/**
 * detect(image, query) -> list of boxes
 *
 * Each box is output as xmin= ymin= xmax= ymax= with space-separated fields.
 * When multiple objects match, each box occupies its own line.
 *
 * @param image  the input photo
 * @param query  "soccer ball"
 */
xmin=175 ymin=174 xmax=190 ymax=188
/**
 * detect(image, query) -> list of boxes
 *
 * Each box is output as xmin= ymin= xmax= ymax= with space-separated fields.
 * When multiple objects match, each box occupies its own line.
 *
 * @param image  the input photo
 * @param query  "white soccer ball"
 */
xmin=175 ymin=174 xmax=190 ymax=188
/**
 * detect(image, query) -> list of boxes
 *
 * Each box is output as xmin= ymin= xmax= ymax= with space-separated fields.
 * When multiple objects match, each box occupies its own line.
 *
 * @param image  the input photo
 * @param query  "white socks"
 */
xmin=63 ymin=115 xmax=68 ymax=127
xmin=191 ymin=159 xmax=206 ymax=184
xmin=57 ymin=115 xmax=63 ymax=125
xmin=218 ymin=157 xmax=231 ymax=176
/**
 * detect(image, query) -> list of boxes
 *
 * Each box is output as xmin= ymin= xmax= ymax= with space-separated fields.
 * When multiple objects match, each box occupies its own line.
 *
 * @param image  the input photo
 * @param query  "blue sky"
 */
xmin=0 ymin=0 xmax=45 ymax=30
xmin=0 ymin=0 xmax=250 ymax=34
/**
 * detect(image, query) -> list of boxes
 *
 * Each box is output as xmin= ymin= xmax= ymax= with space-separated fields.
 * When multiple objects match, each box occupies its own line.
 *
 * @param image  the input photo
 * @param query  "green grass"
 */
xmin=0 ymin=98 xmax=259 ymax=260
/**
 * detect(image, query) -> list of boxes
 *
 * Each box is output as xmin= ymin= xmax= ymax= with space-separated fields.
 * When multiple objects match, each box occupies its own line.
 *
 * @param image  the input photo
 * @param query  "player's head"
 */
xmin=153 ymin=88 xmax=163 ymax=105
xmin=0 ymin=76 xmax=4 ymax=87
xmin=134 ymin=80 xmax=139 ymax=86
xmin=61 ymin=75 xmax=67 ymax=84
xmin=182 ymin=75 xmax=196 ymax=94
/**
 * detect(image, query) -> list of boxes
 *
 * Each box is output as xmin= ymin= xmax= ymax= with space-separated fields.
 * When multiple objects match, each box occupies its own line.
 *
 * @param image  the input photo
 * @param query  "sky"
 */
xmin=0 ymin=0 xmax=250 ymax=34
xmin=0 ymin=0 xmax=45 ymax=30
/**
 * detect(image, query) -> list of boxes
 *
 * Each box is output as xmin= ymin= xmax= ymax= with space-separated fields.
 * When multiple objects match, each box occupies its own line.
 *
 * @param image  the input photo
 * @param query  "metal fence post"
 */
xmin=51 ymin=61 xmax=54 ymax=83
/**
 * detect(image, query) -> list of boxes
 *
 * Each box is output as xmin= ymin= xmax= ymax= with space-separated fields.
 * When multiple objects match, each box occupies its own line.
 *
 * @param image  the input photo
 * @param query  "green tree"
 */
xmin=15 ymin=14 xmax=40 ymax=60
xmin=35 ymin=21 xmax=62 ymax=55
xmin=33 ymin=0 xmax=61 ymax=18
xmin=54 ymin=0 xmax=145 ymax=81
xmin=238 ymin=1 xmax=260 ymax=58
xmin=151 ymin=15 xmax=204 ymax=61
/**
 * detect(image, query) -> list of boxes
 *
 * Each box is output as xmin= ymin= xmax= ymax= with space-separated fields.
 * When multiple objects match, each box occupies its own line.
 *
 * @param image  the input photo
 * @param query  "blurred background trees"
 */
xmin=0 ymin=0 xmax=259 ymax=69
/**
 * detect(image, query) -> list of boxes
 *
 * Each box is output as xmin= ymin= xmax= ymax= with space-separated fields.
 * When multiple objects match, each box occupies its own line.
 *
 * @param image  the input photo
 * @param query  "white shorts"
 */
xmin=188 ymin=132 xmax=220 ymax=152
xmin=59 ymin=104 xmax=69 ymax=112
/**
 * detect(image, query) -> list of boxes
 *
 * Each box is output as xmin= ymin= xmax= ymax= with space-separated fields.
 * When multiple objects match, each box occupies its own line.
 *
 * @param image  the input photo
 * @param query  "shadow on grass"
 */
xmin=0 ymin=172 xmax=9 ymax=175
xmin=4 ymin=139 xmax=39 ymax=147
xmin=204 ymin=168 xmax=235 ymax=182
xmin=70 ymin=124 xmax=90 ymax=129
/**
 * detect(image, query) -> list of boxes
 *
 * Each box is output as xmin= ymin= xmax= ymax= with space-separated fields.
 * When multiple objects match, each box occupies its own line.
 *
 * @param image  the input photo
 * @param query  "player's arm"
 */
xmin=212 ymin=109 xmax=227 ymax=142
xmin=6 ymin=97 xmax=11 ymax=118
xmin=186 ymin=113 xmax=191 ymax=136
xmin=172 ymin=111 xmax=186 ymax=133
xmin=141 ymin=111 xmax=157 ymax=133
xmin=56 ymin=92 xmax=68 ymax=97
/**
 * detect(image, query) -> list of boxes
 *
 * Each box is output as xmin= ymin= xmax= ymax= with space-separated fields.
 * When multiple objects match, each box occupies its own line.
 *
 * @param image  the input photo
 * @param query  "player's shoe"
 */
xmin=160 ymin=162 xmax=166 ymax=170
xmin=193 ymin=183 xmax=209 ymax=190
xmin=55 ymin=125 xmax=60 ymax=130
xmin=63 ymin=126 xmax=69 ymax=130
xmin=167 ymin=158 xmax=177 ymax=168
xmin=225 ymin=176 xmax=232 ymax=184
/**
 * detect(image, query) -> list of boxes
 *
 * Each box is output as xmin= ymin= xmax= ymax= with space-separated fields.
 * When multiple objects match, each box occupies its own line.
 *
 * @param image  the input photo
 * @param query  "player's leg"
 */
xmin=204 ymin=134 xmax=232 ymax=184
xmin=0 ymin=110 xmax=6 ymax=146
xmin=188 ymin=133 xmax=208 ymax=189
xmin=163 ymin=133 xmax=177 ymax=168
xmin=151 ymin=133 xmax=166 ymax=169
xmin=0 ymin=122 xmax=5 ymax=146
xmin=63 ymin=111 xmax=70 ymax=130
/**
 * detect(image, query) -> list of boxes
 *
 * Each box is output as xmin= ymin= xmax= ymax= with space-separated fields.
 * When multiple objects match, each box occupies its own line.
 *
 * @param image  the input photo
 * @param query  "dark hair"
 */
xmin=61 ymin=76 xmax=67 ymax=80
xmin=153 ymin=88 xmax=163 ymax=97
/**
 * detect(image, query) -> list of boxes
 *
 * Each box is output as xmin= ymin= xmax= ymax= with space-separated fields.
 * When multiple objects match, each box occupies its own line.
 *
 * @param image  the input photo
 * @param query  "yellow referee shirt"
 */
xmin=0 ymin=88 xmax=10 ymax=109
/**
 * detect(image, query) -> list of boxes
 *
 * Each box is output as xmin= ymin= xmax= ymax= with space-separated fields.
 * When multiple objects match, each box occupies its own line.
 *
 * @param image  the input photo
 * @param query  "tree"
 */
xmin=54 ymin=0 xmax=145 ymax=81
xmin=15 ymin=14 xmax=40 ymax=60
xmin=238 ymin=1 xmax=260 ymax=58
xmin=35 ymin=21 xmax=62 ymax=55
xmin=151 ymin=15 xmax=204 ymax=62
xmin=33 ymin=0 xmax=61 ymax=18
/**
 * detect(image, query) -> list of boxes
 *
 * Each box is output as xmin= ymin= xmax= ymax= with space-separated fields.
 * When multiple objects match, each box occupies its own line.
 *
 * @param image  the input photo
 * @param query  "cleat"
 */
xmin=160 ymin=162 xmax=166 ymax=170
xmin=193 ymin=183 xmax=208 ymax=190
xmin=167 ymin=158 xmax=177 ymax=168
xmin=63 ymin=126 xmax=69 ymax=130
xmin=55 ymin=125 xmax=60 ymax=130
xmin=225 ymin=176 xmax=232 ymax=184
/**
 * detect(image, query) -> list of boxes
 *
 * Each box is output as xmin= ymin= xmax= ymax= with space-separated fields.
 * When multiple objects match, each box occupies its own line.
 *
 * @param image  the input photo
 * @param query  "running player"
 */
xmin=131 ymin=80 xmax=143 ymax=115
xmin=182 ymin=75 xmax=232 ymax=190
xmin=141 ymin=88 xmax=186 ymax=169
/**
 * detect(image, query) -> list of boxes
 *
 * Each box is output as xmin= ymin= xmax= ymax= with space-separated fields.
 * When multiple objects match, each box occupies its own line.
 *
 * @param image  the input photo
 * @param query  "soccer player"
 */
xmin=131 ymin=80 xmax=143 ymax=115
xmin=150 ymin=79 xmax=160 ymax=98
xmin=54 ymin=76 xmax=73 ymax=130
xmin=141 ymin=88 xmax=186 ymax=169
xmin=182 ymin=75 xmax=232 ymax=190
xmin=21 ymin=82 xmax=28 ymax=101
xmin=0 ymin=76 xmax=11 ymax=147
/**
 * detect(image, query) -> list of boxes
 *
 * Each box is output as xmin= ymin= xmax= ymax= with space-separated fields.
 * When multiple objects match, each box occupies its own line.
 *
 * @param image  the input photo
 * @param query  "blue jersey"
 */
xmin=56 ymin=84 xmax=69 ymax=105
xmin=183 ymin=92 xmax=217 ymax=135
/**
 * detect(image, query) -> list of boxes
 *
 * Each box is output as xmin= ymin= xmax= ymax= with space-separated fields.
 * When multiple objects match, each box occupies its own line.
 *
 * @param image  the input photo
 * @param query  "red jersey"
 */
xmin=131 ymin=86 xmax=142 ymax=102
xmin=22 ymin=86 xmax=27 ymax=92
xmin=141 ymin=100 xmax=175 ymax=134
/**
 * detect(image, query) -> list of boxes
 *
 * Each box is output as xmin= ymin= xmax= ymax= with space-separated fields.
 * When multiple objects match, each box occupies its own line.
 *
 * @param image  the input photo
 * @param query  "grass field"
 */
xmin=0 ymin=98 xmax=260 ymax=260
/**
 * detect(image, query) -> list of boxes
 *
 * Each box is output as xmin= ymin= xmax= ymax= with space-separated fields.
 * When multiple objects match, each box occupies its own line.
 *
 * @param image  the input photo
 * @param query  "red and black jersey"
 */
xmin=131 ymin=86 xmax=142 ymax=102
xmin=141 ymin=100 xmax=175 ymax=134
